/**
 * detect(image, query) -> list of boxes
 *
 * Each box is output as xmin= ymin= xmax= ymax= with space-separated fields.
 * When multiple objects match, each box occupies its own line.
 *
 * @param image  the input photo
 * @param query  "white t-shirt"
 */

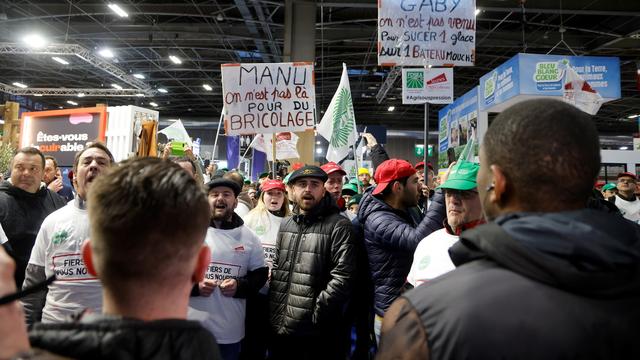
xmin=188 ymin=225 xmax=266 ymax=344
xmin=614 ymin=195 xmax=640 ymax=224
xmin=407 ymin=228 xmax=458 ymax=287
xmin=0 ymin=222 xmax=7 ymax=245
xmin=28 ymin=202 xmax=102 ymax=323
xmin=244 ymin=210 xmax=284 ymax=294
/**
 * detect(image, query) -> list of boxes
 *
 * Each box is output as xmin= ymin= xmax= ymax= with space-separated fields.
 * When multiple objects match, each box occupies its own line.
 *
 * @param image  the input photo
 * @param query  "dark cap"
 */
xmin=287 ymin=165 xmax=328 ymax=184
xmin=206 ymin=178 xmax=241 ymax=197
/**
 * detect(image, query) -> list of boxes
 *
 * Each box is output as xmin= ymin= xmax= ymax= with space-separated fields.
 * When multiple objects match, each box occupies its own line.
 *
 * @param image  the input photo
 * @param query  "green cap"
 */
xmin=347 ymin=194 xmax=363 ymax=207
xmin=283 ymin=173 xmax=292 ymax=185
xmin=439 ymin=160 xmax=479 ymax=191
xmin=602 ymin=183 xmax=617 ymax=191
xmin=342 ymin=183 xmax=358 ymax=195
xmin=349 ymin=177 xmax=363 ymax=186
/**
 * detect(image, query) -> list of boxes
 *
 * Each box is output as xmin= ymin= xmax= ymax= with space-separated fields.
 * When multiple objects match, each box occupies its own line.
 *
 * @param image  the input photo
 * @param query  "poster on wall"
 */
xmin=221 ymin=62 xmax=316 ymax=135
xmin=21 ymin=107 xmax=107 ymax=167
xmin=378 ymin=0 xmax=476 ymax=66
xmin=402 ymin=67 xmax=454 ymax=104
xmin=438 ymin=87 xmax=478 ymax=169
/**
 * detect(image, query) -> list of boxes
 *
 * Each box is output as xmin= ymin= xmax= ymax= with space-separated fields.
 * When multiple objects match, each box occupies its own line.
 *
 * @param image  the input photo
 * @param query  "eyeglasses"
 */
xmin=618 ymin=178 xmax=637 ymax=184
xmin=444 ymin=189 xmax=479 ymax=200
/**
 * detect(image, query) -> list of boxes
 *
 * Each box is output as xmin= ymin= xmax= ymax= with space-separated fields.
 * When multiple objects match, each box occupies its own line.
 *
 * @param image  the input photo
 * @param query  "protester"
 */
xmin=189 ymin=178 xmax=267 ymax=360
xmin=377 ymin=99 xmax=640 ymax=359
xmin=269 ymin=165 xmax=357 ymax=360
xmin=608 ymin=172 xmax=640 ymax=223
xmin=601 ymin=183 xmax=617 ymax=198
xmin=0 ymin=246 xmax=31 ymax=359
xmin=28 ymin=157 xmax=222 ymax=359
xmin=321 ymin=161 xmax=354 ymax=219
xmin=0 ymin=148 xmax=66 ymax=288
xmin=358 ymin=167 xmax=372 ymax=190
xmin=241 ymin=179 xmax=290 ymax=360
xmin=407 ymin=160 xmax=484 ymax=287
xmin=22 ymin=143 xmax=114 ymax=325
xmin=223 ymin=171 xmax=255 ymax=217
xmin=43 ymin=156 xmax=74 ymax=202
xmin=356 ymin=158 xmax=447 ymax=343
xmin=347 ymin=193 xmax=362 ymax=216
xmin=342 ymin=182 xmax=358 ymax=205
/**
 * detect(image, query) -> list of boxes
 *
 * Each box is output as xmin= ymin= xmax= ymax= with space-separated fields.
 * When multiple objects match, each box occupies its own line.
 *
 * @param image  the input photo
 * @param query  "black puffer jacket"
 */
xmin=358 ymin=187 xmax=445 ymax=316
xmin=29 ymin=314 xmax=222 ymax=359
xmin=269 ymin=193 xmax=356 ymax=337
xmin=0 ymin=181 xmax=66 ymax=287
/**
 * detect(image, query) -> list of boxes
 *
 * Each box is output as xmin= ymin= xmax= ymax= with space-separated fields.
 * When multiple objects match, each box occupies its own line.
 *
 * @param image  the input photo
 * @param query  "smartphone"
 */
xmin=447 ymin=148 xmax=457 ymax=165
xmin=171 ymin=141 xmax=187 ymax=156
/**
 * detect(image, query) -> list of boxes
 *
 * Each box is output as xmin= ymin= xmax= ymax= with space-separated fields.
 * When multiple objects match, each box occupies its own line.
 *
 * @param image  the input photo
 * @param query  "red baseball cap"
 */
xmin=415 ymin=161 xmax=425 ymax=170
xmin=617 ymin=172 xmax=637 ymax=180
xmin=373 ymin=159 xmax=417 ymax=195
xmin=321 ymin=162 xmax=347 ymax=176
xmin=292 ymin=162 xmax=304 ymax=171
xmin=261 ymin=179 xmax=286 ymax=192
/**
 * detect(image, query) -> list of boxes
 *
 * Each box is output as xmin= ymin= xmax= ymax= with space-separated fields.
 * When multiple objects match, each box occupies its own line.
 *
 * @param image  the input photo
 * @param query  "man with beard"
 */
xmin=189 ymin=178 xmax=267 ymax=360
xmin=356 ymin=159 xmax=446 ymax=344
xmin=22 ymin=143 xmax=114 ymax=324
xmin=377 ymin=99 xmax=640 ymax=359
xmin=0 ymin=148 xmax=67 ymax=289
xmin=269 ymin=165 xmax=357 ymax=360
xmin=407 ymin=160 xmax=484 ymax=287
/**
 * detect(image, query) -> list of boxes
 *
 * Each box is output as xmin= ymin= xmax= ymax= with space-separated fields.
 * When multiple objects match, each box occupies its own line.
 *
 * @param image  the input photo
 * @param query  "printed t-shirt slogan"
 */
xmin=222 ymin=62 xmax=316 ymax=135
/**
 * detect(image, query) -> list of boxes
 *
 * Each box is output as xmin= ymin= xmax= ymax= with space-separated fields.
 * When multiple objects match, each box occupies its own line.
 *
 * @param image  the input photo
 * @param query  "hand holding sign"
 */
xmin=219 ymin=278 xmax=237 ymax=297
xmin=199 ymin=279 xmax=217 ymax=297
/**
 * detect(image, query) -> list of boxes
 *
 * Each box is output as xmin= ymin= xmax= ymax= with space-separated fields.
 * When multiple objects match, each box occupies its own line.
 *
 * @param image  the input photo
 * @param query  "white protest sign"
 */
xmin=402 ymin=67 xmax=454 ymax=104
xmin=222 ymin=62 xmax=316 ymax=135
xmin=378 ymin=0 xmax=476 ymax=66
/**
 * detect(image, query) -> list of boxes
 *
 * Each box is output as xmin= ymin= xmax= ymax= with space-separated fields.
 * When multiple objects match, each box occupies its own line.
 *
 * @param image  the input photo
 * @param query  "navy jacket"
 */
xmin=357 ymin=187 xmax=445 ymax=316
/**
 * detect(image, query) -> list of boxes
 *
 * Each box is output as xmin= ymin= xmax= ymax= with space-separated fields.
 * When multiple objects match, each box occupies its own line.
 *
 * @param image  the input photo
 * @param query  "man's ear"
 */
xmin=81 ymin=239 xmax=97 ymax=276
xmin=192 ymin=245 xmax=211 ymax=284
xmin=490 ymin=164 xmax=508 ymax=206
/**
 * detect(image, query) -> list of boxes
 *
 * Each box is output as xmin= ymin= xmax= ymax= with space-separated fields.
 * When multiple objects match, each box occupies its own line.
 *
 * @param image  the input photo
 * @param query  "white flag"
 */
xmin=317 ymin=63 xmax=358 ymax=163
xmin=158 ymin=120 xmax=193 ymax=146
xmin=562 ymin=66 xmax=604 ymax=115
xmin=252 ymin=133 xmax=299 ymax=161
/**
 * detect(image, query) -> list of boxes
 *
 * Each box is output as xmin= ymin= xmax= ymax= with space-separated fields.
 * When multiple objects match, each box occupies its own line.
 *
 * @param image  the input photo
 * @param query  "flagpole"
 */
xmin=238 ymin=135 xmax=259 ymax=166
xmin=212 ymin=110 xmax=224 ymax=162
xmin=424 ymin=65 xmax=429 ymax=166
xmin=271 ymin=133 xmax=277 ymax=177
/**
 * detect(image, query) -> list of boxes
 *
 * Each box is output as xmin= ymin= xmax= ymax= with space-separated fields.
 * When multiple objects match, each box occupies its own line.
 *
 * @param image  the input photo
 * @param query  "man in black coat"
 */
xmin=269 ymin=165 xmax=356 ymax=360
xmin=0 ymin=147 xmax=66 ymax=288
xmin=377 ymin=99 xmax=640 ymax=359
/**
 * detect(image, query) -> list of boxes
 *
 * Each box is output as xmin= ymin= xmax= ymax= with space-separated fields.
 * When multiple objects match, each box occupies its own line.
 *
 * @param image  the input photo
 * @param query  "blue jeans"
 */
xmin=219 ymin=342 xmax=241 ymax=360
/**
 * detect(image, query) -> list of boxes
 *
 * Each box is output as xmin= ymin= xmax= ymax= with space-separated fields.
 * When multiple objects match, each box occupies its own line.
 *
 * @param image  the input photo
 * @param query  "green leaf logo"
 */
xmin=330 ymin=88 xmax=355 ymax=148
xmin=406 ymin=71 xmax=424 ymax=89
xmin=52 ymin=230 xmax=69 ymax=245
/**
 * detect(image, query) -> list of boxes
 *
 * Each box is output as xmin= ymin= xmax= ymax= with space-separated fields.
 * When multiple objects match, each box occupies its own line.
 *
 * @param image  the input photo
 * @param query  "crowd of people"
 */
xmin=0 ymin=98 xmax=639 ymax=360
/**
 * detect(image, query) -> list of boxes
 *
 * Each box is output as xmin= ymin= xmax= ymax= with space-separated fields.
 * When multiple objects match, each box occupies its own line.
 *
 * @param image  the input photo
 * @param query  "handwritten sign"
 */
xmin=378 ymin=0 xmax=476 ymax=66
xmin=222 ymin=62 xmax=316 ymax=135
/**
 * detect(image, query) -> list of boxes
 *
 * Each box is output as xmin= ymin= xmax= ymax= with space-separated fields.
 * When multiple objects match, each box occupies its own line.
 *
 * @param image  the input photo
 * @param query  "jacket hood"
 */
xmin=452 ymin=209 xmax=640 ymax=298
xmin=0 ymin=180 xmax=49 ymax=198
xmin=357 ymin=187 xmax=412 ymax=225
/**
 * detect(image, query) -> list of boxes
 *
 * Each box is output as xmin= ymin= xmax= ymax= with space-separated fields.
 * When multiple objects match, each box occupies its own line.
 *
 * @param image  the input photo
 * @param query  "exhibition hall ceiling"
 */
xmin=0 ymin=0 xmax=639 ymax=135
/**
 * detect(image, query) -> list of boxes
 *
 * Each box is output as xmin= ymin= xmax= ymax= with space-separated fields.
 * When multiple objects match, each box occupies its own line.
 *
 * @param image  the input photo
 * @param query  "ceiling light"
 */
xmin=34 ymin=94 xmax=43 ymax=97
xmin=387 ymin=106 xmax=395 ymax=112
xmin=627 ymin=114 xmax=639 ymax=119
xmin=475 ymin=8 xmax=481 ymax=16
xmin=216 ymin=14 xmax=224 ymax=22
xmin=77 ymin=93 xmax=85 ymax=98
xmin=316 ymin=141 xmax=322 ymax=145
xmin=99 ymin=48 xmax=114 ymax=58
xmin=111 ymin=83 xmax=123 ymax=90
xmin=108 ymin=4 xmax=129 ymax=18
xmin=619 ymin=146 xmax=629 ymax=150
xmin=203 ymin=84 xmax=213 ymax=91
xmin=67 ymin=100 xmax=78 ymax=106
xmin=133 ymin=73 xmax=145 ymax=79
xmin=136 ymin=93 xmax=145 ymax=97
xmin=316 ymin=148 xmax=323 ymax=154
xmin=149 ymin=102 xmax=158 ymax=107
xmin=12 ymin=82 xmax=27 ymax=88
xmin=23 ymin=34 xmax=47 ymax=49
xmin=157 ymin=88 xmax=168 ymax=93
xmin=169 ymin=55 xmax=182 ymax=64
xmin=52 ymin=56 xmax=69 ymax=65
xmin=59 ymin=106 xmax=63 ymax=109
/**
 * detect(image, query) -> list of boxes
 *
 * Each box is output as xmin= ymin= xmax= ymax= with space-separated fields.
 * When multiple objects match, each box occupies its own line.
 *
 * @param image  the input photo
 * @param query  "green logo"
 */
xmin=330 ymin=88 xmax=355 ymax=148
xmin=417 ymin=255 xmax=431 ymax=270
xmin=534 ymin=62 xmax=562 ymax=82
xmin=406 ymin=71 xmax=424 ymax=89
xmin=52 ymin=230 xmax=69 ymax=245
xmin=484 ymin=72 xmax=496 ymax=98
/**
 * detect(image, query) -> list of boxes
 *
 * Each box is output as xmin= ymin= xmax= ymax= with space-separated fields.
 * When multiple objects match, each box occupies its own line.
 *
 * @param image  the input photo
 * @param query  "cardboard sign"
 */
xmin=20 ymin=107 xmax=107 ymax=167
xmin=222 ymin=62 xmax=316 ymax=135
xmin=378 ymin=0 xmax=476 ymax=66
xmin=402 ymin=67 xmax=454 ymax=104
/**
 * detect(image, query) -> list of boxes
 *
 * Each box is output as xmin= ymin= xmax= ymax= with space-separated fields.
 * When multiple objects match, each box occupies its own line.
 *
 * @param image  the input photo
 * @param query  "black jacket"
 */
xmin=29 ymin=314 xmax=222 ymax=360
xmin=0 ymin=181 xmax=66 ymax=287
xmin=377 ymin=209 xmax=640 ymax=359
xmin=358 ymin=187 xmax=445 ymax=316
xmin=269 ymin=193 xmax=356 ymax=337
